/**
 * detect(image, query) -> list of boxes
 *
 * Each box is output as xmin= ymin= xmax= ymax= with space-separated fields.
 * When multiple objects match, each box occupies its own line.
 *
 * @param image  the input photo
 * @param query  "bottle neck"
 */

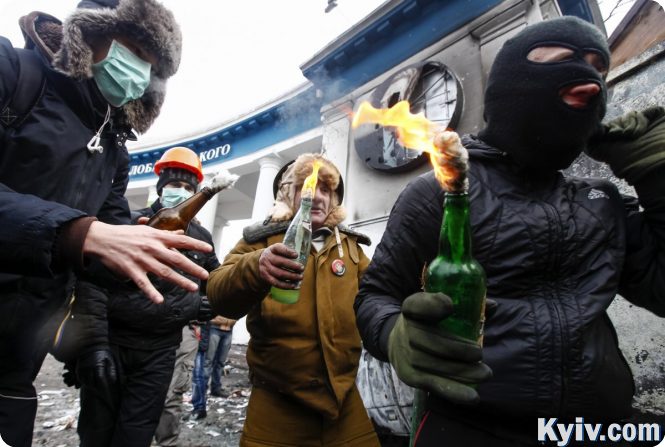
xmin=438 ymin=193 xmax=472 ymax=263
xmin=299 ymin=197 xmax=313 ymax=212
xmin=200 ymin=187 xmax=214 ymax=199
xmin=168 ymin=187 xmax=212 ymax=215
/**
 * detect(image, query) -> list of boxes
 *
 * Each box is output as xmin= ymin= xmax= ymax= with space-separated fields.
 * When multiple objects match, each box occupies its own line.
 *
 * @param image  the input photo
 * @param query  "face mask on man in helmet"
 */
xmin=478 ymin=17 xmax=610 ymax=172
xmin=161 ymin=186 xmax=193 ymax=208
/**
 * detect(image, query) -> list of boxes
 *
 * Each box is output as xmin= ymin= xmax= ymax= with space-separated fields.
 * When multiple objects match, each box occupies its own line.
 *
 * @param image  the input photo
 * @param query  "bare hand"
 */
xmin=83 ymin=221 xmax=213 ymax=304
xmin=258 ymin=243 xmax=304 ymax=289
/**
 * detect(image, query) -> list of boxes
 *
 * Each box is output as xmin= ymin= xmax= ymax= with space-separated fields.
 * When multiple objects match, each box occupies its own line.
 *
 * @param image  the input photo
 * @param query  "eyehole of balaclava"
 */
xmin=526 ymin=44 xmax=609 ymax=78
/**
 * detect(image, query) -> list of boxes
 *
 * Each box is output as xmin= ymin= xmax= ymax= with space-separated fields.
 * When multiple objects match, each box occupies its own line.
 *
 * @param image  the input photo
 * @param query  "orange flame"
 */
xmin=351 ymin=100 xmax=466 ymax=192
xmin=352 ymin=101 xmax=438 ymax=153
xmin=301 ymin=161 xmax=324 ymax=199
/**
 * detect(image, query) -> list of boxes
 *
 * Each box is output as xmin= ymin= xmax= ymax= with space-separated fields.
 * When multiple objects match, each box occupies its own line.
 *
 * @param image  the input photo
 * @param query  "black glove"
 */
xmin=388 ymin=292 xmax=493 ymax=405
xmin=62 ymin=362 xmax=81 ymax=389
xmin=196 ymin=296 xmax=216 ymax=322
xmin=76 ymin=345 xmax=117 ymax=392
xmin=586 ymin=106 xmax=665 ymax=197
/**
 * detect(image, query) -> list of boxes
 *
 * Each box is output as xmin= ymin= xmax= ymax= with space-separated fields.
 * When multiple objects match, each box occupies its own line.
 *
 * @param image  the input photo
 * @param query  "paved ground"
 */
xmin=32 ymin=345 xmax=251 ymax=447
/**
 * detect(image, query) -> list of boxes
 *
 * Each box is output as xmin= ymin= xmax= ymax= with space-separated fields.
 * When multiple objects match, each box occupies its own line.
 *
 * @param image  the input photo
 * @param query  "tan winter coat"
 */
xmin=207 ymin=222 xmax=370 ymax=420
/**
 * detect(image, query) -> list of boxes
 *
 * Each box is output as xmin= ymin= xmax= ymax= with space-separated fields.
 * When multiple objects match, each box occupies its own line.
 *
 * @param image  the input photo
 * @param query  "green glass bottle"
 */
xmin=269 ymin=197 xmax=313 ymax=304
xmin=410 ymin=192 xmax=486 ymax=447
xmin=425 ymin=193 xmax=486 ymax=342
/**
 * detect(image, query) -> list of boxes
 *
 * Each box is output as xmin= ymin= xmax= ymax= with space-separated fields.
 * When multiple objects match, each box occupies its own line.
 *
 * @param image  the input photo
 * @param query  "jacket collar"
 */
xmin=150 ymin=199 xmax=163 ymax=214
xmin=243 ymin=220 xmax=371 ymax=246
xmin=463 ymin=134 xmax=562 ymax=190
xmin=36 ymin=47 xmax=116 ymax=133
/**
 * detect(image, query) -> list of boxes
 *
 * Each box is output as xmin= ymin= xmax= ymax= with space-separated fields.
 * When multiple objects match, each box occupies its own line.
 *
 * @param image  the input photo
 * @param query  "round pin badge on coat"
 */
xmin=332 ymin=259 xmax=346 ymax=276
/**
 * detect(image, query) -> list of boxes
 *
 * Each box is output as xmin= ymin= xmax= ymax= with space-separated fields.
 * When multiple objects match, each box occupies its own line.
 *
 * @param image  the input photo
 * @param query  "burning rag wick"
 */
xmin=431 ymin=131 xmax=468 ymax=194
xmin=352 ymin=100 xmax=469 ymax=193
xmin=301 ymin=161 xmax=323 ymax=200
xmin=210 ymin=170 xmax=240 ymax=194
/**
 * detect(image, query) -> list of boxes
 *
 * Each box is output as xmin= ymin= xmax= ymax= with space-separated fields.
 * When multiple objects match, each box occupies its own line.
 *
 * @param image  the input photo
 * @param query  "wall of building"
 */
xmin=322 ymin=0 xmax=551 ymax=251
xmin=609 ymin=0 xmax=665 ymax=70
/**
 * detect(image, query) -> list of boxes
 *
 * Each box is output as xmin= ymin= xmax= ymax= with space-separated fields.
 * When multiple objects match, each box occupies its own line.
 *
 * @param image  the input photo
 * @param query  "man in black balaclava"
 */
xmin=355 ymin=16 xmax=665 ymax=446
xmin=478 ymin=16 xmax=610 ymax=171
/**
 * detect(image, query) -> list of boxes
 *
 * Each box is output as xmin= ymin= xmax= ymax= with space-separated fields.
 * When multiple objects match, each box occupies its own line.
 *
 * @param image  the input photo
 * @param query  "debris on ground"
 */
xmin=34 ymin=345 xmax=251 ymax=447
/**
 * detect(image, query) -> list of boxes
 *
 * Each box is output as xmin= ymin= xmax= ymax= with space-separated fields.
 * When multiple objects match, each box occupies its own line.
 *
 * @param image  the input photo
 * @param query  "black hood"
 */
xmin=478 ymin=17 xmax=610 ymax=172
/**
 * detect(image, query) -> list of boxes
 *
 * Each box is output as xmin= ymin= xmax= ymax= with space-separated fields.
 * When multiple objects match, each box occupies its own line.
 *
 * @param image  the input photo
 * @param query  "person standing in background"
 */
xmin=205 ymin=316 xmax=237 ymax=398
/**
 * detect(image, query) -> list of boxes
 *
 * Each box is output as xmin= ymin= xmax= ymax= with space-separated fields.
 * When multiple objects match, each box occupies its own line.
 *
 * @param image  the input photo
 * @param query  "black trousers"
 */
xmin=0 ymin=277 xmax=71 ymax=447
xmin=78 ymin=343 xmax=177 ymax=447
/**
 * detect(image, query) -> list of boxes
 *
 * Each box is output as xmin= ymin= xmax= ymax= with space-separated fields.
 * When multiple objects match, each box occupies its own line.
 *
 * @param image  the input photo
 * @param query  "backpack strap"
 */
xmin=1 ymin=49 xmax=47 ymax=129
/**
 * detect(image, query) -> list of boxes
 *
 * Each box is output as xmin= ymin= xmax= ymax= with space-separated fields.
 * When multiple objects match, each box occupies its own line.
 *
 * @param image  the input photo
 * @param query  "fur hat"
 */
xmin=47 ymin=0 xmax=182 ymax=133
xmin=267 ymin=153 xmax=347 ymax=228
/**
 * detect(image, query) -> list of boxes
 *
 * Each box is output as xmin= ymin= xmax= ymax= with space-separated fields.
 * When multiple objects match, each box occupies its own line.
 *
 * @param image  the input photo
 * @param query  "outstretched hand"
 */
xmin=258 ymin=243 xmax=304 ymax=289
xmin=83 ymin=221 xmax=212 ymax=304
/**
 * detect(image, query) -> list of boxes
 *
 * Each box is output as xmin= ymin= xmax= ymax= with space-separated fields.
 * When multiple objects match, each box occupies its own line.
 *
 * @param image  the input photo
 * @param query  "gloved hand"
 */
xmin=76 ymin=345 xmax=117 ymax=392
xmin=388 ymin=292 xmax=493 ymax=405
xmin=62 ymin=362 xmax=81 ymax=389
xmin=586 ymin=106 xmax=665 ymax=196
xmin=196 ymin=296 xmax=216 ymax=322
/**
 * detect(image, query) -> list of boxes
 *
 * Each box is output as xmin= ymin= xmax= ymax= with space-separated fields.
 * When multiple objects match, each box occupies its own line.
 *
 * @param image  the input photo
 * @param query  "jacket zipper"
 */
xmin=69 ymin=78 xmax=103 ymax=209
xmin=75 ymin=152 xmax=93 ymax=209
xmin=541 ymin=200 xmax=567 ymax=418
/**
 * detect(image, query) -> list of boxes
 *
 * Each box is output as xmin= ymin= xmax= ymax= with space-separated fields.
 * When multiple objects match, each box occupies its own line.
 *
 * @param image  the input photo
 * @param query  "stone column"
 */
xmin=146 ymin=185 xmax=159 ymax=207
xmin=321 ymin=100 xmax=354 ymax=206
xmin=251 ymin=155 xmax=283 ymax=221
xmin=211 ymin=220 xmax=229 ymax=259
xmin=195 ymin=173 xmax=219 ymax=233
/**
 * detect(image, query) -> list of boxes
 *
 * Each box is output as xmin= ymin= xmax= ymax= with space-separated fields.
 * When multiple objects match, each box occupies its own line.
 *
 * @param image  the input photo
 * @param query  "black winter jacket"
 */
xmin=0 ymin=38 xmax=132 ymax=283
xmin=72 ymin=200 xmax=221 ymax=352
xmin=355 ymin=135 xmax=665 ymax=432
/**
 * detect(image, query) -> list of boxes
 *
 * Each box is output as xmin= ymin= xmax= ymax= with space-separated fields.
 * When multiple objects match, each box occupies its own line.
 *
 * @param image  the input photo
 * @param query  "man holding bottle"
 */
xmin=70 ymin=147 xmax=221 ymax=447
xmin=354 ymin=17 xmax=665 ymax=446
xmin=207 ymin=153 xmax=380 ymax=446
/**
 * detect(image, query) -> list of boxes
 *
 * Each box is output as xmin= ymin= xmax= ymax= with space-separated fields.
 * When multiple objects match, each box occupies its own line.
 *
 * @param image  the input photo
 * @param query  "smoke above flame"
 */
xmin=301 ymin=161 xmax=324 ymax=199
xmin=351 ymin=100 xmax=468 ymax=193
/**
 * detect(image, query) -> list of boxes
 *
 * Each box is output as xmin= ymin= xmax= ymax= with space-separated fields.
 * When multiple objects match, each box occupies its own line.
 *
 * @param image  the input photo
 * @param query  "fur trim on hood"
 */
xmin=267 ymin=153 xmax=347 ymax=229
xmin=21 ymin=0 xmax=181 ymax=134
xmin=19 ymin=12 xmax=63 ymax=63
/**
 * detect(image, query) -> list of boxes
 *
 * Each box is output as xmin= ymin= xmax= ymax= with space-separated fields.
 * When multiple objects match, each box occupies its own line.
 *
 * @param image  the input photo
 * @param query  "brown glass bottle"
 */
xmin=146 ymin=187 xmax=215 ymax=231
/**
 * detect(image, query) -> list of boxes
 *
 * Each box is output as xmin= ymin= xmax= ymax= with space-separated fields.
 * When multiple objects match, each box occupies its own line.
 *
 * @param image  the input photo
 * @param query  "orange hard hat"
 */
xmin=154 ymin=147 xmax=204 ymax=182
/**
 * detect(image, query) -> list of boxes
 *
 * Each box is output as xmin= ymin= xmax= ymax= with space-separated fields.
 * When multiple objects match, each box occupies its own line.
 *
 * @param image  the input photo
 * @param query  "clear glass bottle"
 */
xmin=269 ymin=196 xmax=313 ymax=304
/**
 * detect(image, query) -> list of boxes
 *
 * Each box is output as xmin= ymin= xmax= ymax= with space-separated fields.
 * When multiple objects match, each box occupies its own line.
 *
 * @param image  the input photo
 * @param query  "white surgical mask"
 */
xmin=92 ymin=40 xmax=151 ymax=107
